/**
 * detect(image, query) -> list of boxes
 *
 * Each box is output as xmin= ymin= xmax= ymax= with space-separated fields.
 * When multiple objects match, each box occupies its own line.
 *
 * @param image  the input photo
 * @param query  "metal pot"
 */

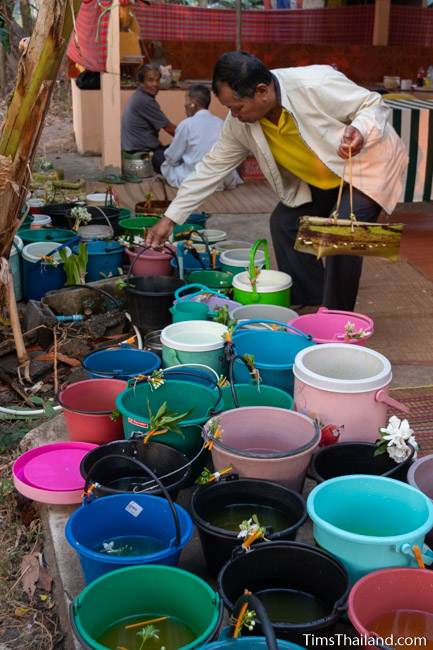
xmin=122 ymin=151 xmax=154 ymax=179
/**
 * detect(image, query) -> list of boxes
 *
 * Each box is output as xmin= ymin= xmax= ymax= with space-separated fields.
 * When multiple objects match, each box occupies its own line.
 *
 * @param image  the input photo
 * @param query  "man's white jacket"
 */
xmin=165 ymin=65 xmax=409 ymax=225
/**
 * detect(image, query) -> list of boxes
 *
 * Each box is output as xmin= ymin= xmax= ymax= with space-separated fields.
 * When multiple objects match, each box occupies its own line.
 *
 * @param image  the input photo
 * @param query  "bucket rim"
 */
xmin=307 ymin=473 xmax=433 ymax=543
xmin=293 ymin=343 xmax=392 ymax=393
xmin=232 ymin=330 xmax=310 ymax=370
xmin=22 ymin=241 xmax=71 ymax=263
xmin=161 ymin=321 xmax=227 ymax=352
xmin=217 ymin=540 xmax=350 ymax=631
xmin=220 ymin=248 xmax=266 ymax=266
xmin=65 ymin=493 xmax=193 ymax=563
xmin=230 ymin=304 xmax=298 ymax=320
xmin=57 ymin=378 xmax=127 ymax=414
xmin=211 ymin=406 xmax=320 ymax=459
xmin=82 ymin=348 xmax=160 ymax=377
xmin=191 ymin=477 xmax=307 ymax=539
xmin=125 ymin=276 xmax=184 ymax=297
xmin=233 ymin=270 xmax=293 ymax=293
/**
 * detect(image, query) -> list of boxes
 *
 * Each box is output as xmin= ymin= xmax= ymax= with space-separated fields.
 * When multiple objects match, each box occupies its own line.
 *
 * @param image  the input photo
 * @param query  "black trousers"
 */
xmin=270 ymin=185 xmax=382 ymax=311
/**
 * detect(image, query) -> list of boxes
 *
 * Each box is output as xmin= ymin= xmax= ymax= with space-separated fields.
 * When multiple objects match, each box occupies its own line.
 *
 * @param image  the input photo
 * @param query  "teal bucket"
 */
xmin=221 ymin=383 xmax=293 ymax=411
xmin=307 ymin=474 xmax=433 ymax=583
xmin=70 ymin=565 xmax=223 ymax=650
xmin=18 ymin=228 xmax=76 ymax=245
xmin=161 ymin=321 xmax=228 ymax=376
xmin=170 ymin=301 xmax=210 ymax=323
xmin=116 ymin=377 xmax=222 ymax=457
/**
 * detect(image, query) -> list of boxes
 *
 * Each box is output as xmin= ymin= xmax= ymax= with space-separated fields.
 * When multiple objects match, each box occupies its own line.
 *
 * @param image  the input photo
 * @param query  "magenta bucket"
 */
xmin=348 ymin=568 xmax=433 ymax=647
xmin=206 ymin=406 xmax=320 ymax=492
xmin=57 ymin=379 xmax=127 ymax=444
xmin=293 ymin=344 xmax=409 ymax=443
xmin=125 ymin=244 xmax=175 ymax=276
xmin=289 ymin=307 xmax=374 ymax=345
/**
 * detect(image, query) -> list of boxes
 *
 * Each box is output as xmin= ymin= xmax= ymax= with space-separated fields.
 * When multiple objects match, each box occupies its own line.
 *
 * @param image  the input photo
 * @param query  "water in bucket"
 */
xmin=97 ymin=614 xmax=196 ymax=649
xmin=94 ymin=534 xmax=166 ymax=557
xmin=207 ymin=504 xmax=290 ymax=533
xmin=367 ymin=611 xmax=433 ymax=649
xmin=256 ymin=589 xmax=330 ymax=625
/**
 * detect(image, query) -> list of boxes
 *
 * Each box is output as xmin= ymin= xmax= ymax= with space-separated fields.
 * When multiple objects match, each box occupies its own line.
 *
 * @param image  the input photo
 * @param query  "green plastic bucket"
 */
xmin=232 ymin=239 xmax=292 ymax=307
xmin=18 ymin=228 xmax=76 ymax=245
xmin=186 ymin=270 xmax=233 ymax=293
xmin=119 ymin=216 xmax=159 ymax=236
xmin=161 ymin=321 xmax=228 ymax=376
xmin=119 ymin=207 xmax=132 ymax=221
xmin=221 ymin=383 xmax=294 ymax=411
xmin=116 ymin=378 xmax=222 ymax=456
xmin=70 ymin=565 xmax=222 ymax=650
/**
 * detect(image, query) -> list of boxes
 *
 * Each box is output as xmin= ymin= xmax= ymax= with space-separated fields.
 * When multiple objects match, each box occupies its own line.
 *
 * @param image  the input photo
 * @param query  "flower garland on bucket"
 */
xmin=375 ymin=415 xmax=418 ymax=463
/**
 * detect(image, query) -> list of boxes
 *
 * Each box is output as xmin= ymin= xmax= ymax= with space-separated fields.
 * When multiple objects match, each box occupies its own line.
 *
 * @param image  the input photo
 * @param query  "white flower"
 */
xmin=378 ymin=416 xmax=418 ymax=463
xmin=388 ymin=445 xmax=412 ymax=463
xmin=237 ymin=518 xmax=260 ymax=539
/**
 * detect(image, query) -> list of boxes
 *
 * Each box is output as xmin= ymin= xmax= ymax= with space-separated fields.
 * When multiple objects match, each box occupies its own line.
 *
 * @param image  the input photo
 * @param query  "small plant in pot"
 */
xmin=59 ymin=243 xmax=88 ymax=285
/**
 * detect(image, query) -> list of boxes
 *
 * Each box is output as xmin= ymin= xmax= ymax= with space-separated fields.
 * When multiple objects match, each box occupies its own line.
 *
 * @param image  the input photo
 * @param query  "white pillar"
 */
xmin=101 ymin=1 xmax=122 ymax=172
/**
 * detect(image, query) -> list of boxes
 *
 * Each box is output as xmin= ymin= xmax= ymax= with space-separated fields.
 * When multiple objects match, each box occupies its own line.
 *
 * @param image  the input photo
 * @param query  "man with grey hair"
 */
xmin=121 ymin=64 xmax=176 ymax=173
xmin=161 ymin=84 xmax=242 ymax=189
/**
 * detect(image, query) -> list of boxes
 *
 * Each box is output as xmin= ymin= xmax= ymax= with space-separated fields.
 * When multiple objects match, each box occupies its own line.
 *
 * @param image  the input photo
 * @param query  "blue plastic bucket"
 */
xmin=82 ymin=347 xmax=160 ymax=380
xmin=232 ymin=319 xmax=315 ymax=394
xmin=307 ymin=474 xmax=433 ymax=584
xmin=65 ymin=492 xmax=193 ymax=583
xmin=22 ymin=241 xmax=70 ymax=300
xmin=79 ymin=240 xmax=124 ymax=282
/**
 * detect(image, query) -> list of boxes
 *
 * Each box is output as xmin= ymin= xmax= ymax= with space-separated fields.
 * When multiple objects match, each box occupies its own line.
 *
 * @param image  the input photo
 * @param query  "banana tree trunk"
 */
xmin=0 ymin=0 xmax=82 ymax=375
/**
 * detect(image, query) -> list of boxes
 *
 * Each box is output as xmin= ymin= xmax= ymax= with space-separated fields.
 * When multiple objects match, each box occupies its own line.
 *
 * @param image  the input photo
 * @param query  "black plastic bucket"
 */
xmin=309 ymin=441 xmax=415 ymax=484
xmin=191 ymin=478 xmax=307 ymax=577
xmin=125 ymin=275 xmax=185 ymax=331
xmin=80 ymin=439 xmax=191 ymax=499
xmin=47 ymin=205 xmax=121 ymax=235
xmin=217 ymin=541 xmax=350 ymax=644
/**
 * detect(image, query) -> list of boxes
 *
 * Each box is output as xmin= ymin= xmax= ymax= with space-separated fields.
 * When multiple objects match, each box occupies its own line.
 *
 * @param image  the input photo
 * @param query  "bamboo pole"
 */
xmin=0 ymin=0 xmax=82 ymax=378
xmin=235 ymin=0 xmax=242 ymax=51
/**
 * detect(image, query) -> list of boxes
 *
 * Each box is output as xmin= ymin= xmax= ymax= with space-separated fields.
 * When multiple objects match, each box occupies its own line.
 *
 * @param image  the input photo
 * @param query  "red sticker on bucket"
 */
xmin=128 ymin=418 xmax=148 ymax=428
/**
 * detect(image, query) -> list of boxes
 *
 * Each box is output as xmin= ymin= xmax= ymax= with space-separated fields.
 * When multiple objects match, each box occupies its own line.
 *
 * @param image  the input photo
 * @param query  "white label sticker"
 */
xmin=125 ymin=501 xmax=143 ymax=517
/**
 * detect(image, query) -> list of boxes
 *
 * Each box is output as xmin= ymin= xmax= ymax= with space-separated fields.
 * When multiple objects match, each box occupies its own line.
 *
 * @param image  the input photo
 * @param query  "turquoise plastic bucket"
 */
xmin=221 ymin=383 xmax=293 ymax=411
xmin=232 ymin=320 xmax=314 ymax=394
xmin=18 ymin=228 xmax=76 ymax=245
xmin=307 ymin=475 xmax=433 ymax=583
xmin=65 ymin=492 xmax=193 ymax=583
xmin=161 ymin=321 xmax=228 ymax=376
xmin=116 ymin=377 xmax=222 ymax=457
xmin=170 ymin=301 xmax=210 ymax=323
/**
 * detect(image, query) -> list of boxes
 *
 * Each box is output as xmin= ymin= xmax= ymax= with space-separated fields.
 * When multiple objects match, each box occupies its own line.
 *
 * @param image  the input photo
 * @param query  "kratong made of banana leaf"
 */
xmin=294 ymin=217 xmax=404 ymax=261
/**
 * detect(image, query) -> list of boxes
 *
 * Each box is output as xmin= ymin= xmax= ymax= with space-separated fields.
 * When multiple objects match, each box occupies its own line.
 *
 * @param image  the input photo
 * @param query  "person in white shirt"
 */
xmin=161 ymin=84 xmax=242 ymax=189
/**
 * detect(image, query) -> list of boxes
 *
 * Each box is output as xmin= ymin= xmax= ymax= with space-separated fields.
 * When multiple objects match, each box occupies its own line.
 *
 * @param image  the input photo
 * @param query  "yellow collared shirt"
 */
xmin=260 ymin=109 xmax=340 ymax=190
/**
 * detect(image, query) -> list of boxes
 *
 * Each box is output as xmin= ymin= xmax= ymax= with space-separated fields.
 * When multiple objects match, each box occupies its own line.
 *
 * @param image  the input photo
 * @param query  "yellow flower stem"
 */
xmin=242 ymin=529 xmax=264 ymax=550
xmin=208 ymin=466 xmax=233 ymax=483
xmin=233 ymin=602 xmax=249 ymax=639
xmin=413 ymin=545 xmax=425 ymax=569
xmin=143 ymin=428 xmax=168 ymax=444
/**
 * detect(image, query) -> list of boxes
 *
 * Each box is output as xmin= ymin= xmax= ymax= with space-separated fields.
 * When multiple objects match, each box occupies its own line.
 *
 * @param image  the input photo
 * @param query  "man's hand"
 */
xmin=338 ymin=126 xmax=364 ymax=159
xmin=145 ymin=215 xmax=175 ymax=248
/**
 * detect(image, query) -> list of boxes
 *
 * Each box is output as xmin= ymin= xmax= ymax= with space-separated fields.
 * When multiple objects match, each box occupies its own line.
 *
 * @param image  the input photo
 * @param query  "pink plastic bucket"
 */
xmin=293 ymin=344 xmax=409 ymax=443
xmin=348 ymin=568 xmax=433 ymax=645
xmin=125 ymin=245 xmax=175 ymax=277
xmin=208 ymin=406 xmax=320 ymax=491
xmin=289 ymin=307 xmax=374 ymax=345
xmin=58 ymin=379 xmax=127 ymax=444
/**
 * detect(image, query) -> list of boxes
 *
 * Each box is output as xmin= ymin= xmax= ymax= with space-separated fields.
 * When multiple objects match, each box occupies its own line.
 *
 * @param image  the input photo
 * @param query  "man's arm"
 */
xmin=146 ymin=117 xmax=248 ymax=247
xmin=163 ymin=122 xmax=176 ymax=137
xmin=163 ymin=122 xmax=188 ymax=164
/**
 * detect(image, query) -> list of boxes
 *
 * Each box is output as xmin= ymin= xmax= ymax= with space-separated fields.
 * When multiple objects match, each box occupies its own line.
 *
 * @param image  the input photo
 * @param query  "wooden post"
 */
xmin=235 ymin=0 xmax=242 ymax=51
xmin=373 ymin=0 xmax=391 ymax=46
xmin=101 ymin=1 xmax=122 ymax=173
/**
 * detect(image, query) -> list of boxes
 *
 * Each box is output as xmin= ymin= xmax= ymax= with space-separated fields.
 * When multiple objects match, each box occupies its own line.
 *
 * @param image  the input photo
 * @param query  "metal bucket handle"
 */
xmin=233 ymin=318 xmax=313 ymax=341
xmin=83 ymin=454 xmax=181 ymax=547
xmin=227 ymin=592 xmax=278 ymax=650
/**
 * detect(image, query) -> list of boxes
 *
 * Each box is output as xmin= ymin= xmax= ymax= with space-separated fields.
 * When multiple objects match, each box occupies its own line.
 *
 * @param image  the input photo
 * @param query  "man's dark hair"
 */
xmin=187 ymin=84 xmax=211 ymax=109
xmin=137 ymin=64 xmax=161 ymax=83
xmin=212 ymin=51 xmax=272 ymax=98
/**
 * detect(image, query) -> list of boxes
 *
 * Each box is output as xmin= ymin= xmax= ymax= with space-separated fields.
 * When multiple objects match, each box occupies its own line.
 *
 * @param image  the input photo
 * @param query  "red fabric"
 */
xmin=389 ymin=6 xmax=433 ymax=47
xmin=68 ymin=2 xmax=374 ymax=72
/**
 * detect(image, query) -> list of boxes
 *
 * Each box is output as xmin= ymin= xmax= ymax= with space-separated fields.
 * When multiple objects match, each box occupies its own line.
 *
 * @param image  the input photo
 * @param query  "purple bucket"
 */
xmin=206 ymin=406 xmax=320 ymax=492
xmin=174 ymin=283 xmax=240 ymax=318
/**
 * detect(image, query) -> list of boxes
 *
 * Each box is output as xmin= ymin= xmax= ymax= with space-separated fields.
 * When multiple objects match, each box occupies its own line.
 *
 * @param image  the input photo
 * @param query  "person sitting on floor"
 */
xmin=121 ymin=64 xmax=176 ymax=174
xmin=161 ymin=84 xmax=242 ymax=189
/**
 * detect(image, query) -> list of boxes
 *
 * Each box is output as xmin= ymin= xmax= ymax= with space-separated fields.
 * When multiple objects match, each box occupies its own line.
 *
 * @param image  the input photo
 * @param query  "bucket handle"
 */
xmin=249 ymin=238 xmax=270 ymax=275
xmin=375 ymin=389 xmax=410 ymax=414
xmin=233 ymin=319 xmax=313 ymax=341
xmin=174 ymin=283 xmax=228 ymax=302
xmin=164 ymin=363 xmax=220 ymax=386
xmin=226 ymin=593 xmax=278 ymax=650
xmin=397 ymin=542 xmax=433 ymax=566
xmin=126 ymin=243 xmax=176 ymax=280
xmin=228 ymin=354 xmax=261 ymax=408
xmin=83 ymin=454 xmax=181 ymax=547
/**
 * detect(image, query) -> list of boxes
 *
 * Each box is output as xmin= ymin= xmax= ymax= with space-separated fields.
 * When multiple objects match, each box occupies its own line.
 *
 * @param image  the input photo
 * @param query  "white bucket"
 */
xmin=229 ymin=303 xmax=298 ymax=325
xmin=293 ymin=343 xmax=409 ymax=442
xmin=31 ymin=214 xmax=52 ymax=229
xmin=161 ymin=321 xmax=228 ymax=376
xmin=214 ymin=240 xmax=252 ymax=253
xmin=86 ymin=193 xmax=113 ymax=207
xmin=220 ymin=248 xmax=265 ymax=270
xmin=191 ymin=229 xmax=227 ymax=244
xmin=22 ymin=241 xmax=71 ymax=264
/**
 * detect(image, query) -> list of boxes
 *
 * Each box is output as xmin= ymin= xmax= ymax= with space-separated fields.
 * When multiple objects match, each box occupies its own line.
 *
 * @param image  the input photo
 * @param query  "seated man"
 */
xmin=121 ymin=64 xmax=176 ymax=173
xmin=161 ymin=84 xmax=242 ymax=189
